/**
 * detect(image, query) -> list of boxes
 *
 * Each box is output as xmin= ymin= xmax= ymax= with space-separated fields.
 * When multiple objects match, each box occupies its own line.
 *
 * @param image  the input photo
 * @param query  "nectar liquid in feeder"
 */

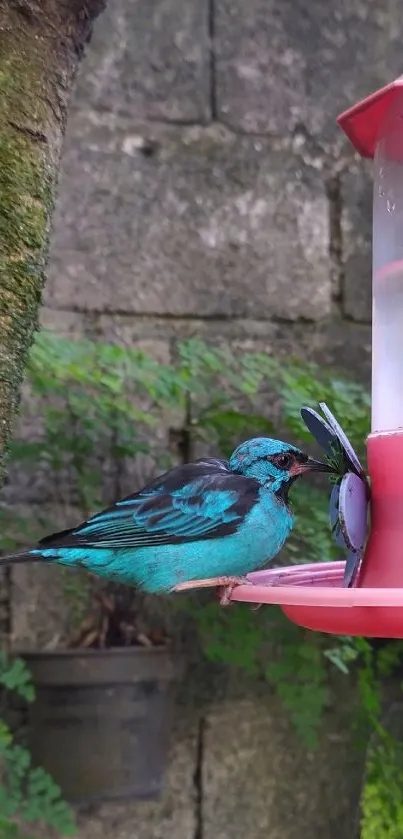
xmin=373 ymin=260 xmax=403 ymax=432
xmin=371 ymin=82 xmax=403 ymax=432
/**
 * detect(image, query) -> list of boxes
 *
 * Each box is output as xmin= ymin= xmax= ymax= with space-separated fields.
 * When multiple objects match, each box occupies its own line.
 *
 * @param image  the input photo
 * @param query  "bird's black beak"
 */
xmin=307 ymin=456 xmax=335 ymax=474
xmin=289 ymin=456 xmax=335 ymax=477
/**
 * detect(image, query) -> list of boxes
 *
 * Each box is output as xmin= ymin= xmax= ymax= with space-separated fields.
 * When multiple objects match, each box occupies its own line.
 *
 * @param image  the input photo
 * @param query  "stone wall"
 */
xmin=7 ymin=0 xmax=403 ymax=836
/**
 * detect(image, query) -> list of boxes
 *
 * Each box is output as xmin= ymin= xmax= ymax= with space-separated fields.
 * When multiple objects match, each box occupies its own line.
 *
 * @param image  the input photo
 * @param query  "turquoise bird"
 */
xmin=0 ymin=438 xmax=331 ymax=604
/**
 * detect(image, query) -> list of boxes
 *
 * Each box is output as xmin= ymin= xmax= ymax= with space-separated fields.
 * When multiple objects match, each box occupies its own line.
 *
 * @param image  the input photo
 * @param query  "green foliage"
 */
xmin=1 ymin=330 xmax=401 ymax=823
xmin=352 ymin=640 xmax=403 ymax=838
xmin=265 ymin=636 xmax=330 ymax=749
xmin=0 ymin=654 xmax=76 ymax=838
xmin=0 ymin=653 xmax=35 ymax=703
xmin=361 ymin=733 xmax=403 ymax=839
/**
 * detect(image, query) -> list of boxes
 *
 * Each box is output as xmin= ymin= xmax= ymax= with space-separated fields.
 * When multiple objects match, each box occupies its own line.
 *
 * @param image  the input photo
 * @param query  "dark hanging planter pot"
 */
xmin=19 ymin=646 xmax=176 ymax=803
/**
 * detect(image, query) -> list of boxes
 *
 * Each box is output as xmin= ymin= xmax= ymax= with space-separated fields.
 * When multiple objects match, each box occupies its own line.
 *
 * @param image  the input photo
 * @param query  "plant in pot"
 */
xmin=1 ymin=332 xmax=180 ymax=803
xmin=21 ymin=587 xmax=175 ymax=804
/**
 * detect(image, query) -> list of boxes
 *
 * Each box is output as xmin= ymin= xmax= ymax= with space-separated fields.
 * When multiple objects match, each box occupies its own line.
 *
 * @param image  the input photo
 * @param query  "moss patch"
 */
xmin=0 ymin=130 xmax=50 ymax=295
xmin=0 ymin=23 xmax=57 ymax=469
xmin=0 ymin=35 xmax=54 ymax=292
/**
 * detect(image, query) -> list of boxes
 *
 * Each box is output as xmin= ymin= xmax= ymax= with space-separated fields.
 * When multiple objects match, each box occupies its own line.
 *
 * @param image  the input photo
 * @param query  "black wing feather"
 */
xmin=38 ymin=458 xmax=259 ymax=551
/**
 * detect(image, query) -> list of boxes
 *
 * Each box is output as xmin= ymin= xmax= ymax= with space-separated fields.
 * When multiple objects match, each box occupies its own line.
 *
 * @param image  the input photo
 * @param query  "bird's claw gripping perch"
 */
xmin=217 ymin=576 xmax=252 ymax=606
xmin=172 ymin=576 xmax=252 ymax=606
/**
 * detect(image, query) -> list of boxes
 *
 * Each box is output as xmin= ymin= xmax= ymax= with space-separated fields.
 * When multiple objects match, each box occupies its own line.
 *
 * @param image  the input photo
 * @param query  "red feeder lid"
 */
xmin=337 ymin=77 xmax=403 ymax=159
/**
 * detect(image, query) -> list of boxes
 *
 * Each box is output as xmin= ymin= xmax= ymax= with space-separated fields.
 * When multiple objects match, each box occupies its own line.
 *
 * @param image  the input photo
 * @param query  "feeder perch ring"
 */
xmin=229 ymin=564 xmax=403 ymax=638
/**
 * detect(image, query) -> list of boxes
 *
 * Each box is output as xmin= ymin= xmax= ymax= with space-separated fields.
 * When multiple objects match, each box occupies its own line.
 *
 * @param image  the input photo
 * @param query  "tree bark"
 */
xmin=0 ymin=0 xmax=107 ymax=482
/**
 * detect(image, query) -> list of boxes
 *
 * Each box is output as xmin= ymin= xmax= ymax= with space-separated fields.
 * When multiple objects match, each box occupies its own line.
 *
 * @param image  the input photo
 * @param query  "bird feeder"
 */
xmin=229 ymin=76 xmax=403 ymax=637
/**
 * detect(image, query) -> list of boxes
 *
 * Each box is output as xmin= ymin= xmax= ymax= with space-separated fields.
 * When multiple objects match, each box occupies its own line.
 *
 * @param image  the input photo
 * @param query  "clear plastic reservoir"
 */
xmin=372 ymin=91 xmax=403 ymax=432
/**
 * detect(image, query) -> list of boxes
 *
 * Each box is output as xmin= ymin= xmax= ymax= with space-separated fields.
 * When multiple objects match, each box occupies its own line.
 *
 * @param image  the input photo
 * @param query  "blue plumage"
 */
xmin=0 ymin=438 xmax=331 ymax=602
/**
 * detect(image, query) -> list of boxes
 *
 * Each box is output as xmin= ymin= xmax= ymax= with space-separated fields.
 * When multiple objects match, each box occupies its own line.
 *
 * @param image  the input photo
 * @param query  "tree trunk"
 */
xmin=0 ymin=0 xmax=107 ymax=481
xmin=0 ymin=0 xmax=107 ymax=647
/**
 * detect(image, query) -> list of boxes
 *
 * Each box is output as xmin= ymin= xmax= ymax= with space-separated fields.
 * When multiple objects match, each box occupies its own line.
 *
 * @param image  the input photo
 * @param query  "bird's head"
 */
xmin=229 ymin=437 xmax=333 ymax=499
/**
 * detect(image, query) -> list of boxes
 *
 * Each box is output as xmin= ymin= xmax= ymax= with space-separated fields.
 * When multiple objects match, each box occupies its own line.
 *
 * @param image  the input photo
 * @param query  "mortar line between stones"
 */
xmin=46 ymin=306 xmax=372 ymax=326
xmin=193 ymin=716 xmax=205 ymax=839
xmin=208 ymin=0 xmax=217 ymax=120
xmin=326 ymin=173 xmax=344 ymax=311
xmin=68 ymin=104 xmax=354 ymax=168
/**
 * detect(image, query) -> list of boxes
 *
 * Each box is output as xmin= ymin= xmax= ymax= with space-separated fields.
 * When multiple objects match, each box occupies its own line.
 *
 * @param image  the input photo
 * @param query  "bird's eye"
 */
xmin=273 ymin=454 xmax=293 ymax=469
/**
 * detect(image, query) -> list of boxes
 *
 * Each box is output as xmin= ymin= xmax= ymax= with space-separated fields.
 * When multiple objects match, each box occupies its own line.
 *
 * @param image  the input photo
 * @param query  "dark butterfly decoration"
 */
xmin=300 ymin=403 xmax=370 ymax=587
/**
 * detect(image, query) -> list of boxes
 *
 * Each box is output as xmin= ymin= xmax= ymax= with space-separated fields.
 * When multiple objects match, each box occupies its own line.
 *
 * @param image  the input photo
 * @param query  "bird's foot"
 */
xmin=172 ymin=575 xmax=251 ymax=605
xmin=216 ymin=576 xmax=252 ymax=607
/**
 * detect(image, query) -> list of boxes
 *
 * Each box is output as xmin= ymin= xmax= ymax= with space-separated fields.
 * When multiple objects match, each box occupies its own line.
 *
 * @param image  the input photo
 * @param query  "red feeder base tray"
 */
xmin=230 ymin=563 xmax=403 ymax=638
